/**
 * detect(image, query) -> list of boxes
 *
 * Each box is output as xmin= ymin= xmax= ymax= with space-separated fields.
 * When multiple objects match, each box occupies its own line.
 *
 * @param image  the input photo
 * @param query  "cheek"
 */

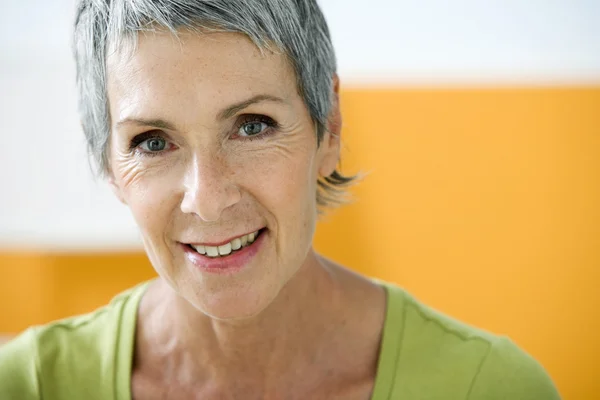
xmin=240 ymin=142 xmax=318 ymax=253
xmin=112 ymin=154 xmax=182 ymax=239
xmin=241 ymin=141 xmax=317 ymax=212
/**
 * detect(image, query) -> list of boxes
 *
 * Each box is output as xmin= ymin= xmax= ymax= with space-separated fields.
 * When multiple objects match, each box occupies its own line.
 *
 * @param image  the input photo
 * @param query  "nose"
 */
xmin=180 ymin=153 xmax=241 ymax=222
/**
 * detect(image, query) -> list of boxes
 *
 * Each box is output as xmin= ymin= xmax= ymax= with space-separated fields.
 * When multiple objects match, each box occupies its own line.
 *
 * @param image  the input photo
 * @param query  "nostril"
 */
xmin=180 ymin=182 xmax=242 ymax=221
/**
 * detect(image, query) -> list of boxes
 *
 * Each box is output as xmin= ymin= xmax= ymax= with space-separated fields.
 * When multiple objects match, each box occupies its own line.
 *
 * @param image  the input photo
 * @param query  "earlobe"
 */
xmin=318 ymin=137 xmax=340 ymax=178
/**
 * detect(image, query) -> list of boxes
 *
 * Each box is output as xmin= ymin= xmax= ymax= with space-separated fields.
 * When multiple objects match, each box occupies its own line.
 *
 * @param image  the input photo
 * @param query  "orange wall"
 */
xmin=1 ymin=87 xmax=598 ymax=399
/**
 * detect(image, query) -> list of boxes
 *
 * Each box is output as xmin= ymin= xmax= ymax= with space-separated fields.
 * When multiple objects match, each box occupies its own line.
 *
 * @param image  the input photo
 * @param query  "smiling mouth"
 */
xmin=186 ymin=229 xmax=265 ymax=258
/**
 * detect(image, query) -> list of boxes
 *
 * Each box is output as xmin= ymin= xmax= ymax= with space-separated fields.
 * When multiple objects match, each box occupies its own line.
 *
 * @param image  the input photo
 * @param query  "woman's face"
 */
xmin=106 ymin=31 xmax=340 ymax=319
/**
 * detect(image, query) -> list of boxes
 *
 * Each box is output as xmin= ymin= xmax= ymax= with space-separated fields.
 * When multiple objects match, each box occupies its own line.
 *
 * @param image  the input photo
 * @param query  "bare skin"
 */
xmin=131 ymin=257 xmax=386 ymax=400
xmin=105 ymin=30 xmax=387 ymax=399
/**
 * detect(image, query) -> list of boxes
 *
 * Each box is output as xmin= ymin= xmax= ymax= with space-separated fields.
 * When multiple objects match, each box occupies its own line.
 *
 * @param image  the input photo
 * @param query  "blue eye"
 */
xmin=139 ymin=137 xmax=167 ymax=152
xmin=233 ymin=115 xmax=278 ymax=141
xmin=239 ymin=121 xmax=268 ymax=137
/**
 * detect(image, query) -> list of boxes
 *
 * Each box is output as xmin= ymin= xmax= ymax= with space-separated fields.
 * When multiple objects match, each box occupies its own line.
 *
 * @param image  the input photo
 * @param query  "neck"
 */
xmin=141 ymin=250 xmax=351 ymax=391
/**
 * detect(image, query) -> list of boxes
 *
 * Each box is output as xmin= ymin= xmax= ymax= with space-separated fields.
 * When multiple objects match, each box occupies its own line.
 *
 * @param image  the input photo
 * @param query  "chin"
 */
xmin=190 ymin=282 xmax=281 ymax=321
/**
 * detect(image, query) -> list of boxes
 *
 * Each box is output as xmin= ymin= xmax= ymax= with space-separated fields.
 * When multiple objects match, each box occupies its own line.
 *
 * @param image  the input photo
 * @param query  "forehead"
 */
xmin=106 ymin=30 xmax=298 ymax=126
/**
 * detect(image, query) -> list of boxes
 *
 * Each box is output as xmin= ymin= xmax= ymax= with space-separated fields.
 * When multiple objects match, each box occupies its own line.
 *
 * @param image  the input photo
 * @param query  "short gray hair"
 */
xmin=72 ymin=0 xmax=356 ymax=209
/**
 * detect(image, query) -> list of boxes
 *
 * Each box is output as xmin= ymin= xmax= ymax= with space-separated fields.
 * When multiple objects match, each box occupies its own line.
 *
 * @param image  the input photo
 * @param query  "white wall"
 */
xmin=1 ymin=0 xmax=599 ymax=250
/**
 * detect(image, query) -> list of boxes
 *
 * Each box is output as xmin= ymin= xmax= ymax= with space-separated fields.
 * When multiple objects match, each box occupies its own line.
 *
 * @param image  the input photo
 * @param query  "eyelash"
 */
xmin=128 ymin=114 xmax=279 ymax=156
xmin=234 ymin=114 xmax=279 ymax=141
xmin=128 ymin=131 xmax=164 ymax=152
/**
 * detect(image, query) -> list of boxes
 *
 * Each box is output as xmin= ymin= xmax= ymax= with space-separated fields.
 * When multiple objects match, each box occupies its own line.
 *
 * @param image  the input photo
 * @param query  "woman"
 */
xmin=0 ymin=1 xmax=560 ymax=399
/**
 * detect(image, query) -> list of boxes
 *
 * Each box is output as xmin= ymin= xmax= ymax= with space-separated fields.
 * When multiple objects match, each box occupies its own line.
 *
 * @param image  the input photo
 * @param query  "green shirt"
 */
xmin=0 ymin=280 xmax=561 ymax=399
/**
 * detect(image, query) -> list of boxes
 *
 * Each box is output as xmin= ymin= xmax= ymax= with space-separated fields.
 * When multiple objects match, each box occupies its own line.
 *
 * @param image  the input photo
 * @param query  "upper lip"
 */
xmin=184 ymin=228 xmax=263 ymax=247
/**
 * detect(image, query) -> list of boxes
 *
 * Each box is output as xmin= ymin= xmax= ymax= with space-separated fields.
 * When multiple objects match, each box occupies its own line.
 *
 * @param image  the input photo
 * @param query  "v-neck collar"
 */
xmin=115 ymin=281 xmax=151 ymax=400
xmin=115 ymin=280 xmax=405 ymax=400
xmin=369 ymin=281 xmax=406 ymax=399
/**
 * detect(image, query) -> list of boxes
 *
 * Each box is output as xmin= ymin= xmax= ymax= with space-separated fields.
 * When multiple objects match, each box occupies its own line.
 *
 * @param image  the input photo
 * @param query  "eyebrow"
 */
xmin=115 ymin=94 xmax=286 ymax=130
xmin=217 ymin=94 xmax=285 ymax=121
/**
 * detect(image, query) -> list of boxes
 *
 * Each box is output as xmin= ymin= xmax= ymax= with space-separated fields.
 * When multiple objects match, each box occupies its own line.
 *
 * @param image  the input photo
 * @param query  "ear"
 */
xmin=107 ymin=173 xmax=127 ymax=205
xmin=318 ymin=74 xmax=342 ymax=177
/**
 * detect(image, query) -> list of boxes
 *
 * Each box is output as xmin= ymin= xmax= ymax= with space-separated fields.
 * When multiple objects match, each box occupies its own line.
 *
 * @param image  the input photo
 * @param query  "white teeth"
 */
xmin=194 ymin=245 xmax=206 ymax=255
xmin=205 ymin=246 xmax=219 ymax=257
xmin=191 ymin=230 xmax=260 ymax=257
xmin=218 ymin=242 xmax=232 ymax=256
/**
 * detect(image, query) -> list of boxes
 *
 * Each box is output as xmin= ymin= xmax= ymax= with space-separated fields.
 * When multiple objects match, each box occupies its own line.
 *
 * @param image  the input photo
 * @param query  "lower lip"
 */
xmin=181 ymin=230 xmax=266 ymax=275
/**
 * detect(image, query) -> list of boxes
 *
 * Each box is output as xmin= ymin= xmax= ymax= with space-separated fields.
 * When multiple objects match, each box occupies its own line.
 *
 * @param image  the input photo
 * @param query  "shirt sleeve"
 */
xmin=0 ymin=328 xmax=41 ymax=400
xmin=467 ymin=336 xmax=561 ymax=400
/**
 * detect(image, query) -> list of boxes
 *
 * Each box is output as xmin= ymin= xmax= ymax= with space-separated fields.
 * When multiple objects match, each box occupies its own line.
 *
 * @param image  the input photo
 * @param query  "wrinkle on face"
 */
xmin=112 ymin=148 xmax=150 ymax=189
xmin=105 ymin=29 xmax=338 ymax=321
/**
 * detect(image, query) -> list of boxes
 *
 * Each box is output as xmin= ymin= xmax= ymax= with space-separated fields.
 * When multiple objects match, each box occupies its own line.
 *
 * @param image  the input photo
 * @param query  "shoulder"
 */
xmin=467 ymin=336 xmax=561 ymax=399
xmin=0 ymin=328 xmax=40 ymax=400
xmin=0 ymin=281 xmax=149 ymax=400
xmin=377 ymin=281 xmax=560 ymax=399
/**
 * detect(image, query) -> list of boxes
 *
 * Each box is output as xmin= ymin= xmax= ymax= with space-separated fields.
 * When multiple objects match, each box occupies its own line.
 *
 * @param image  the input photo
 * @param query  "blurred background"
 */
xmin=1 ymin=0 xmax=599 ymax=398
